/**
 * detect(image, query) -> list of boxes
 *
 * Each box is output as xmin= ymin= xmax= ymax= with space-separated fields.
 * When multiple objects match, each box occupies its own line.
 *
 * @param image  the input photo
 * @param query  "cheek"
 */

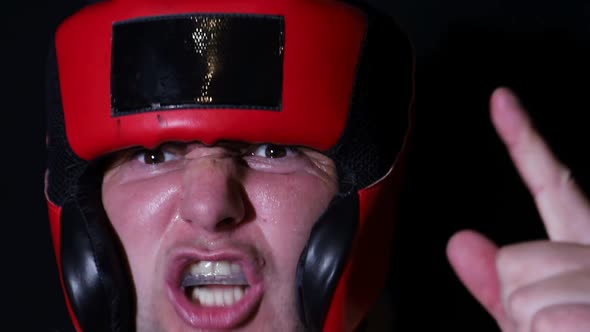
xmin=247 ymin=173 xmax=336 ymax=268
xmin=101 ymin=175 xmax=180 ymax=266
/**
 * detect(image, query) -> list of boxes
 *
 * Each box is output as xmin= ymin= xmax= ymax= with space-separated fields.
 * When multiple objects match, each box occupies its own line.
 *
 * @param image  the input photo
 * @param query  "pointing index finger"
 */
xmin=490 ymin=87 xmax=590 ymax=243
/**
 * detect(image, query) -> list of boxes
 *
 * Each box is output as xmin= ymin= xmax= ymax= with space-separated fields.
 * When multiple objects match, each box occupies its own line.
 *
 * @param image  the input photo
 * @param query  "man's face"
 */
xmin=101 ymin=141 xmax=338 ymax=331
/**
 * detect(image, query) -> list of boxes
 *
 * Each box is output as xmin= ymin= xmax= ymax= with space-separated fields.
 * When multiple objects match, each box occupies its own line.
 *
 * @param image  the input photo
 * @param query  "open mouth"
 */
xmin=167 ymin=254 xmax=264 ymax=329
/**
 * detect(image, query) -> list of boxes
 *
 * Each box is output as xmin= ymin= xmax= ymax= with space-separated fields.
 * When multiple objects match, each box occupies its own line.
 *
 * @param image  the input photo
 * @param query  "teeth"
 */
xmin=234 ymin=287 xmax=244 ymax=301
xmin=183 ymin=260 xmax=248 ymax=287
xmin=214 ymin=261 xmax=230 ymax=275
xmin=190 ymin=261 xmax=212 ymax=276
xmin=189 ymin=261 xmax=237 ymax=277
xmin=230 ymin=262 xmax=241 ymax=274
xmin=191 ymin=286 xmax=246 ymax=306
xmin=183 ymin=260 xmax=249 ymax=306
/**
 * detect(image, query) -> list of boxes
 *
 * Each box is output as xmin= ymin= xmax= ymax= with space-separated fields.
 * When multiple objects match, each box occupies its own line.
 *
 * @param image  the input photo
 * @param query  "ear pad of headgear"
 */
xmin=45 ymin=43 xmax=134 ymax=332
xmin=59 ymin=171 xmax=134 ymax=332
xmin=296 ymin=193 xmax=359 ymax=331
xmin=295 ymin=4 xmax=415 ymax=332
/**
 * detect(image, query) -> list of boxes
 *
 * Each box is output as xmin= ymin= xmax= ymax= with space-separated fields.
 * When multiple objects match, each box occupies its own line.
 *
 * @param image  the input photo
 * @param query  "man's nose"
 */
xmin=179 ymin=155 xmax=246 ymax=232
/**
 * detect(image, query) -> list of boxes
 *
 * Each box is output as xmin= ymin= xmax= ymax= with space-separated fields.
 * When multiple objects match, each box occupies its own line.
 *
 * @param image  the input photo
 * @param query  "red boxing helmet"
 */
xmin=44 ymin=0 xmax=415 ymax=331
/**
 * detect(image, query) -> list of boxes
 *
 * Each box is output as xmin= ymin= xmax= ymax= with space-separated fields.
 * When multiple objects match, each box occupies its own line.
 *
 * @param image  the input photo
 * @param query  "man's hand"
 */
xmin=446 ymin=87 xmax=590 ymax=332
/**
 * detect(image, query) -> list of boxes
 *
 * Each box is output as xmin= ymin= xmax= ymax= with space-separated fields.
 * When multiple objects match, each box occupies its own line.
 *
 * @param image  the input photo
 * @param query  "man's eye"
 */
xmin=135 ymin=149 xmax=179 ymax=165
xmin=250 ymin=144 xmax=295 ymax=159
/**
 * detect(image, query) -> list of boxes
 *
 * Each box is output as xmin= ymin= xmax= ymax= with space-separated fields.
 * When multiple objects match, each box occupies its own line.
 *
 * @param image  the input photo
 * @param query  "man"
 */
xmin=45 ymin=0 xmax=412 ymax=330
xmin=44 ymin=0 xmax=590 ymax=332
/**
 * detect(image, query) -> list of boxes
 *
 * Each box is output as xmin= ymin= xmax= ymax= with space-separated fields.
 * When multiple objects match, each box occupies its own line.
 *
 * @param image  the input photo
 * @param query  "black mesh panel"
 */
xmin=45 ymin=40 xmax=89 ymax=205
xmin=327 ymin=7 xmax=414 ymax=194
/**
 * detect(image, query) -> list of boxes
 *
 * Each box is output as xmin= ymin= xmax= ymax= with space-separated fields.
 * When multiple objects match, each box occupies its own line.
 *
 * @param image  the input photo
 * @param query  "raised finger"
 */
xmin=490 ymin=87 xmax=590 ymax=243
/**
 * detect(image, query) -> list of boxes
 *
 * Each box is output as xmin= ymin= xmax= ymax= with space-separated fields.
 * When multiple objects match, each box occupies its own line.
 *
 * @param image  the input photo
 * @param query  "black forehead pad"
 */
xmin=111 ymin=14 xmax=285 ymax=116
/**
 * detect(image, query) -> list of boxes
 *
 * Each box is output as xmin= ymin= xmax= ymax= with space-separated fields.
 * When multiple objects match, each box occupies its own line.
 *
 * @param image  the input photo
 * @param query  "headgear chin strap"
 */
xmin=45 ymin=0 xmax=414 ymax=331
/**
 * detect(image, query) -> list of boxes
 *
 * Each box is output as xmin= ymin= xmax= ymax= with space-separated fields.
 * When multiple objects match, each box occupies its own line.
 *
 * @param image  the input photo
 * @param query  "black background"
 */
xmin=3 ymin=0 xmax=590 ymax=331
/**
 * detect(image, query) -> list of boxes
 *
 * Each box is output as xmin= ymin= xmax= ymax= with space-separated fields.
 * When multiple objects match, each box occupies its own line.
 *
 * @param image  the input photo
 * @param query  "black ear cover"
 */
xmin=60 ymin=168 xmax=135 ymax=332
xmin=296 ymin=194 xmax=359 ymax=331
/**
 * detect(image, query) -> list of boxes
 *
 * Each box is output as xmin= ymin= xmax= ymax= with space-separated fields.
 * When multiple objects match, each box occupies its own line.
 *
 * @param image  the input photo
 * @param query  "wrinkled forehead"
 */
xmin=55 ymin=0 xmax=366 ymax=161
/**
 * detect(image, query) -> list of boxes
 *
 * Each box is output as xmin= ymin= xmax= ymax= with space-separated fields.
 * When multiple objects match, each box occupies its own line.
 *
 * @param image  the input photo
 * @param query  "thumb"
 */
xmin=446 ymin=229 xmax=514 ymax=331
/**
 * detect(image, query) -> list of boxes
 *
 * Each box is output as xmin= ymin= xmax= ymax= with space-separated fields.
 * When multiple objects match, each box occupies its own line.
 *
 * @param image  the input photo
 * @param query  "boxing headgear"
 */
xmin=44 ymin=0 xmax=415 ymax=331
